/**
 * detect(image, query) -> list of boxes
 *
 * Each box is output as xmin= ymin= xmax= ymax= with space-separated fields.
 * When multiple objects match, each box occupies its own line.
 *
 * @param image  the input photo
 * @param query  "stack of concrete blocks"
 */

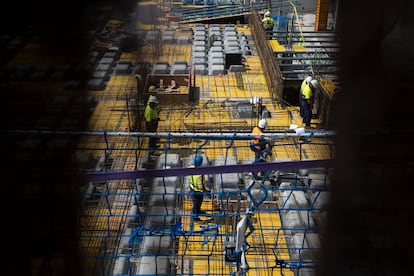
xmin=279 ymin=189 xmax=316 ymax=233
xmin=222 ymin=26 xmax=240 ymax=54
xmin=137 ymin=153 xmax=182 ymax=275
xmin=88 ymin=49 xmax=120 ymax=90
xmin=111 ymin=204 xmax=138 ymax=275
xmin=207 ymin=24 xmax=224 ymax=76
xmin=213 ymin=155 xmax=240 ymax=201
xmin=307 ymin=172 xmax=330 ymax=231
xmin=113 ymin=60 xmax=132 ymax=76
xmin=290 ymin=232 xmax=321 ymax=275
xmin=246 ymin=179 xmax=274 ymax=205
xmin=170 ymin=60 xmax=189 ymax=75
xmin=191 ymin=24 xmax=207 ymax=75
xmin=238 ymin=32 xmax=251 ymax=56
xmin=151 ymin=62 xmax=169 ymax=74
xmin=277 ymin=167 xmax=330 ymax=274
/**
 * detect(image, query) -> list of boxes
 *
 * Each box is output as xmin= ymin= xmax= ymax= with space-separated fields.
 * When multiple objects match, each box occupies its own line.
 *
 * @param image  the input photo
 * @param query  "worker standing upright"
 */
xmin=261 ymin=11 xmax=275 ymax=36
xmin=144 ymin=95 xmax=160 ymax=150
xmin=301 ymin=79 xmax=318 ymax=129
xmin=299 ymin=76 xmax=313 ymax=123
xmin=189 ymin=155 xmax=208 ymax=221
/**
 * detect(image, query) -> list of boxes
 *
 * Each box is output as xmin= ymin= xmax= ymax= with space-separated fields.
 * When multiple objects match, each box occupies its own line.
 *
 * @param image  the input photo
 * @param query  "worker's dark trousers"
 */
xmin=146 ymin=121 xmax=158 ymax=149
xmin=191 ymin=191 xmax=204 ymax=215
xmin=302 ymin=102 xmax=312 ymax=127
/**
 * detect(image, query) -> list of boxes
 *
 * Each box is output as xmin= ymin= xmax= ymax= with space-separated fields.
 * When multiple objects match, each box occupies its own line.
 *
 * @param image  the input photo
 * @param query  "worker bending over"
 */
xmin=251 ymin=119 xmax=272 ymax=161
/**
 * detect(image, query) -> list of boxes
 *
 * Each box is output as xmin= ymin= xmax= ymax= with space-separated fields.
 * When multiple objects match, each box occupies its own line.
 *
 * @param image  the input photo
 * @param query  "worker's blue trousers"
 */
xmin=301 ymin=101 xmax=312 ymax=127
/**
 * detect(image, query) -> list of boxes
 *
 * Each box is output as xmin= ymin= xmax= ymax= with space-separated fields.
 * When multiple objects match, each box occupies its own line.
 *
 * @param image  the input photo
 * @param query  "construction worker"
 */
xmin=144 ymin=95 xmax=160 ymax=149
xmin=189 ymin=155 xmax=208 ymax=220
xmin=299 ymin=76 xmax=313 ymax=123
xmin=251 ymin=119 xmax=272 ymax=160
xmin=301 ymin=79 xmax=318 ymax=128
xmin=262 ymin=11 xmax=275 ymax=34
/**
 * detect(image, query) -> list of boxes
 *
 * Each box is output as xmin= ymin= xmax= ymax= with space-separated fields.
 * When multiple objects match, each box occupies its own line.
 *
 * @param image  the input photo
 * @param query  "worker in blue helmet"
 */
xmin=189 ymin=155 xmax=208 ymax=220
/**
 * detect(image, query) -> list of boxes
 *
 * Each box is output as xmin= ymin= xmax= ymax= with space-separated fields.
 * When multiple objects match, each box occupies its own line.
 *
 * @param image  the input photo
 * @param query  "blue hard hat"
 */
xmin=194 ymin=155 xmax=203 ymax=167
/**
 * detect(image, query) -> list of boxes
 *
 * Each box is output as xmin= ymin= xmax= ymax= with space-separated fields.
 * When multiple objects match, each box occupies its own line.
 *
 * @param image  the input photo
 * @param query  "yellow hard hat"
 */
xmin=148 ymin=85 xmax=157 ymax=93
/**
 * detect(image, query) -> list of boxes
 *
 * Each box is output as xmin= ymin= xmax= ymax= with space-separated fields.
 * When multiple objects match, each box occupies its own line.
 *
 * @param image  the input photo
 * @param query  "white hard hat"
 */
xmin=310 ymin=79 xmax=318 ymax=88
xmin=305 ymin=76 xmax=313 ymax=84
xmin=264 ymin=11 xmax=271 ymax=17
xmin=258 ymin=119 xmax=267 ymax=128
xmin=148 ymin=95 xmax=158 ymax=103
xmin=250 ymin=96 xmax=262 ymax=105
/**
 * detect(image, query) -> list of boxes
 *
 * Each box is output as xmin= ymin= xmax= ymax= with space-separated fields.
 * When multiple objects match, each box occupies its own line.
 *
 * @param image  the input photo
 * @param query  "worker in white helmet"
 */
xmin=251 ymin=119 xmax=272 ymax=160
xmin=301 ymin=79 xmax=318 ymax=128
xmin=299 ymin=76 xmax=313 ymax=122
xmin=144 ymin=95 xmax=161 ymax=149
xmin=262 ymin=11 xmax=275 ymax=33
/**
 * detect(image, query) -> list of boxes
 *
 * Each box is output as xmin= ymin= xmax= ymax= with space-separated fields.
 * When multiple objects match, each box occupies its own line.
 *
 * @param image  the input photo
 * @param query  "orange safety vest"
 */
xmin=252 ymin=126 xmax=264 ymax=150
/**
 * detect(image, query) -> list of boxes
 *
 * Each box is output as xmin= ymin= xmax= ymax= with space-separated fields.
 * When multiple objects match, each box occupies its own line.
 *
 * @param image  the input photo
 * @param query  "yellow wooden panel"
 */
xmin=269 ymin=40 xmax=286 ymax=52
xmin=292 ymin=45 xmax=307 ymax=52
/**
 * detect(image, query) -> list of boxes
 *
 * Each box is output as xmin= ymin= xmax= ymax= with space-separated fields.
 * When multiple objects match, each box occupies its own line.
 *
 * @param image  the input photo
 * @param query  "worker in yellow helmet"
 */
xmin=144 ymin=95 xmax=161 ymax=149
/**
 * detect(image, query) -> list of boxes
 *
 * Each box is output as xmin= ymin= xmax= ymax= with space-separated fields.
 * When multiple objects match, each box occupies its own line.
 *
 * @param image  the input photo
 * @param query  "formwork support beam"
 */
xmin=315 ymin=0 xmax=330 ymax=31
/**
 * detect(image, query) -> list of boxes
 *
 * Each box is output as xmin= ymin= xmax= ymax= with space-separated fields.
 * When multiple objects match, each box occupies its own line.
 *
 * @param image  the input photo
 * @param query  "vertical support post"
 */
xmin=315 ymin=0 xmax=330 ymax=31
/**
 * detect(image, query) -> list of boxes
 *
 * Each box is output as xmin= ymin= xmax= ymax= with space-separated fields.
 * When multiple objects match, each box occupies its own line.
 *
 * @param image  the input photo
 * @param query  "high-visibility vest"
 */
xmin=300 ymin=79 xmax=308 ymax=94
xmin=188 ymin=165 xmax=204 ymax=192
xmin=301 ymin=84 xmax=313 ymax=101
xmin=144 ymin=104 xmax=160 ymax=122
xmin=252 ymin=126 xmax=264 ymax=150
xmin=262 ymin=17 xmax=274 ymax=30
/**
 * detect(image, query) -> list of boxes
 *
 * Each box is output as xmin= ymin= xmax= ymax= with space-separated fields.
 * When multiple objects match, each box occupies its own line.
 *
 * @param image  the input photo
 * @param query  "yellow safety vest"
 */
xmin=262 ymin=17 xmax=274 ymax=30
xmin=301 ymin=84 xmax=313 ymax=100
xmin=252 ymin=126 xmax=264 ymax=150
xmin=188 ymin=165 xmax=204 ymax=192
xmin=144 ymin=104 xmax=160 ymax=122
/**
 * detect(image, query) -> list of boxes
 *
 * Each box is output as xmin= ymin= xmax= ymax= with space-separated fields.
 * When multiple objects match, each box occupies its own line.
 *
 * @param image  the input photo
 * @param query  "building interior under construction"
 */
xmin=1 ymin=0 xmax=413 ymax=275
